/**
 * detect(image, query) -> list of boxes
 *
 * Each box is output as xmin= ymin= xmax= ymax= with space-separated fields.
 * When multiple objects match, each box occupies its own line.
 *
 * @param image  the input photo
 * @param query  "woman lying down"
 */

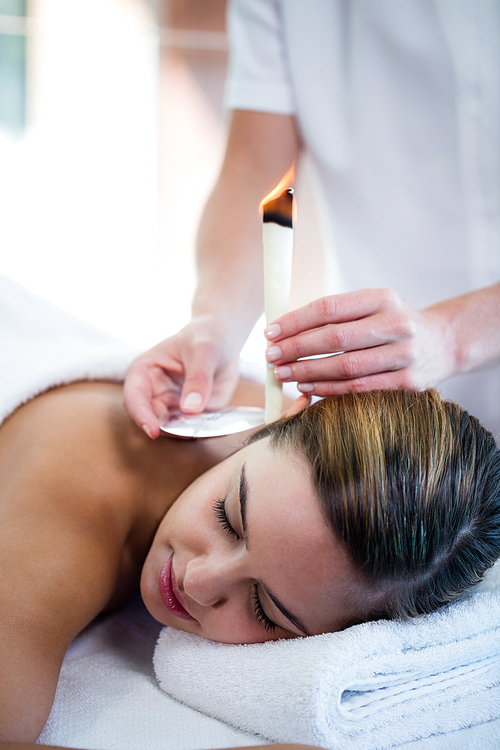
xmin=1 ymin=372 xmax=500 ymax=745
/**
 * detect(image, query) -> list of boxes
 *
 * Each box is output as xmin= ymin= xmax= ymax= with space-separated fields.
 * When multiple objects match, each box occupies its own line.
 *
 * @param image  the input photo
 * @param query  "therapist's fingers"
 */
xmin=124 ymin=347 xmax=185 ymax=437
xmin=180 ymin=341 xmax=240 ymax=414
xmin=179 ymin=337 xmax=221 ymax=413
xmin=265 ymin=311 xmax=409 ymax=365
xmin=296 ymin=368 xmax=419 ymax=397
xmin=273 ymin=341 xmax=412 ymax=385
xmin=123 ymin=365 xmax=165 ymax=439
xmin=265 ymin=289 xmax=400 ymax=341
xmin=262 ymin=290 xmax=460 ymax=395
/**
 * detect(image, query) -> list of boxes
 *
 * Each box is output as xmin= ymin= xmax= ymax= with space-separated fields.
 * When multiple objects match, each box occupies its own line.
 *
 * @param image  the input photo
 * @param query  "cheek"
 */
xmin=161 ymin=457 xmax=236 ymax=545
xmin=197 ymin=606 xmax=275 ymax=645
xmin=158 ymin=483 xmax=216 ymax=550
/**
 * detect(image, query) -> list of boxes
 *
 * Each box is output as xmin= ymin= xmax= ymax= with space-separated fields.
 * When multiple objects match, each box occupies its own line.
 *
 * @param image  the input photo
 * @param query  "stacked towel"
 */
xmin=154 ymin=566 xmax=500 ymax=749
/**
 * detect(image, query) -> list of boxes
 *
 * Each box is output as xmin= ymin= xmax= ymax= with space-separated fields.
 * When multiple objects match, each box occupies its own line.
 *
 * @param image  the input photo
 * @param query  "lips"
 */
xmin=159 ymin=554 xmax=195 ymax=621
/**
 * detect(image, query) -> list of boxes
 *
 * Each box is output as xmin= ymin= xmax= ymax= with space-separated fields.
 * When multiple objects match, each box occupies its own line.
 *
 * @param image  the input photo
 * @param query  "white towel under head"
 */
xmin=154 ymin=577 xmax=500 ymax=750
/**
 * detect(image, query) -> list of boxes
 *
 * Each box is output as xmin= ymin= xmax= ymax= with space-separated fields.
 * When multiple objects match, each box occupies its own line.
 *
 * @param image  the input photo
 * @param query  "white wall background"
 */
xmin=2 ymin=0 xmax=169 ymax=349
xmin=0 ymin=0 xmax=327 ymax=366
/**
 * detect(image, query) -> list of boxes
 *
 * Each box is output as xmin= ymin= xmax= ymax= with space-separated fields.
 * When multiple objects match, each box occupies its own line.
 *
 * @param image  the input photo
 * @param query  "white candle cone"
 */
xmin=262 ymin=189 xmax=294 ymax=424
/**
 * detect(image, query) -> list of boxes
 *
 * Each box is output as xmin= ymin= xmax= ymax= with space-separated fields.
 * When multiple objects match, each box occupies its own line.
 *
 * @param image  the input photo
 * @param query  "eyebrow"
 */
xmin=238 ymin=464 xmax=311 ymax=637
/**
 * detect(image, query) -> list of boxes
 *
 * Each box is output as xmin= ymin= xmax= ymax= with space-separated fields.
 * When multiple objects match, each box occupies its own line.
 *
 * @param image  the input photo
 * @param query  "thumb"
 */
xmin=179 ymin=342 xmax=218 ymax=414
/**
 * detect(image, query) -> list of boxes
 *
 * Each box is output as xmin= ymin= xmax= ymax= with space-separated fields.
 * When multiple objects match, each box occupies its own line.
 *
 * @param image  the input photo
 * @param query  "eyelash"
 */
xmin=252 ymin=586 xmax=277 ymax=634
xmin=212 ymin=497 xmax=277 ymax=634
xmin=213 ymin=497 xmax=240 ymax=541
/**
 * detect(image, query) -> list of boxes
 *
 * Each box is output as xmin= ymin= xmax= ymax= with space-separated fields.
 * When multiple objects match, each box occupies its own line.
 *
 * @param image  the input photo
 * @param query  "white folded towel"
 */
xmin=154 ymin=568 xmax=500 ymax=750
xmin=0 ymin=273 xmax=137 ymax=425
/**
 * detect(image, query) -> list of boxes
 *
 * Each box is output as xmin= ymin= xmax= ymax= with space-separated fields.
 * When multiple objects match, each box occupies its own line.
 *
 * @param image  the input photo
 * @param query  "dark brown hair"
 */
xmin=252 ymin=390 xmax=500 ymax=621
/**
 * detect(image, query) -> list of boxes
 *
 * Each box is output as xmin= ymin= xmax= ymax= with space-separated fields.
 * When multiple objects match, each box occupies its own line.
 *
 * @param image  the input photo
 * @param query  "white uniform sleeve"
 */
xmin=224 ymin=0 xmax=296 ymax=115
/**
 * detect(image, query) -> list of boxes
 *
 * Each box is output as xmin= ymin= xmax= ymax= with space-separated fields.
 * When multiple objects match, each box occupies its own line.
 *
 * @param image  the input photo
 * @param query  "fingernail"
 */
xmin=182 ymin=391 xmax=203 ymax=412
xmin=266 ymin=345 xmax=282 ymax=363
xmin=274 ymin=365 xmax=292 ymax=381
xmin=298 ymin=383 xmax=314 ymax=393
xmin=142 ymin=424 xmax=153 ymax=439
xmin=264 ymin=323 xmax=281 ymax=340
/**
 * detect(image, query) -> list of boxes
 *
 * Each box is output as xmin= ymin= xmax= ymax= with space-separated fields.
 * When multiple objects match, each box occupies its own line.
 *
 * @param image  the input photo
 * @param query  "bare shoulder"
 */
xmin=0 ymin=381 xmax=146 ymax=512
xmin=0 ymin=382 xmax=144 ymax=621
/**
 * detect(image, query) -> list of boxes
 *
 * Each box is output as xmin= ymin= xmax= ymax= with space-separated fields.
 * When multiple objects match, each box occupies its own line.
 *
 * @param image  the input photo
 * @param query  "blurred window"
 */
xmin=0 ymin=0 xmax=27 ymax=131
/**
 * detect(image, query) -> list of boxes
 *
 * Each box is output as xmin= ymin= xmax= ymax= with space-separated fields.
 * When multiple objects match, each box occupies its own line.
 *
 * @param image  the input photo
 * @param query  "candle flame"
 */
xmin=259 ymin=164 xmax=295 ymax=210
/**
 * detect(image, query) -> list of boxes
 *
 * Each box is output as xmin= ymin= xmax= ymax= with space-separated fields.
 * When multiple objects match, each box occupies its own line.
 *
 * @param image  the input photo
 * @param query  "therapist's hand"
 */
xmin=264 ymin=288 xmax=460 ymax=395
xmin=123 ymin=316 xmax=240 ymax=438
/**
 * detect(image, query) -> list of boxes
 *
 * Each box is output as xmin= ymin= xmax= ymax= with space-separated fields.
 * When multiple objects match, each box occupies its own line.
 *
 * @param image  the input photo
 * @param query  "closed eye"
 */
xmin=252 ymin=586 xmax=277 ymax=634
xmin=213 ymin=497 xmax=240 ymax=541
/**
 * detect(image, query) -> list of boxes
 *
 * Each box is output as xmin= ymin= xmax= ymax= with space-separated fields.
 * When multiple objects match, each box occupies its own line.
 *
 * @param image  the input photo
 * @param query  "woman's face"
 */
xmin=141 ymin=437 xmax=361 ymax=644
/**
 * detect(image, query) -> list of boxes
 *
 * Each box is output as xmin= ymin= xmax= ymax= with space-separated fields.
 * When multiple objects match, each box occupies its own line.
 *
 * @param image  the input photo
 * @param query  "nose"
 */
xmin=183 ymin=552 xmax=243 ymax=607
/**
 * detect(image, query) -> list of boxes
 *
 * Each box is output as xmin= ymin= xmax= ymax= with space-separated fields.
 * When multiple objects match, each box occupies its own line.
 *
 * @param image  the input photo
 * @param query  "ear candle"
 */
xmin=262 ymin=188 xmax=294 ymax=424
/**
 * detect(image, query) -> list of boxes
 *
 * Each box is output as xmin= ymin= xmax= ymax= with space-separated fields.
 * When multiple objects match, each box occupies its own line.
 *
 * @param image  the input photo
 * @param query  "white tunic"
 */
xmin=225 ymin=0 xmax=500 ymax=439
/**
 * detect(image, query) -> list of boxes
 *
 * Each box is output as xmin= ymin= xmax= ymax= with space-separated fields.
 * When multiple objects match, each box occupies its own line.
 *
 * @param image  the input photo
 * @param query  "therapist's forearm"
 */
xmin=193 ymin=170 xmax=265 ymax=351
xmin=425 ymin=281 xmax=500 ymax=376
xmin=192 ymin=110 xmax=300 ymax=354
